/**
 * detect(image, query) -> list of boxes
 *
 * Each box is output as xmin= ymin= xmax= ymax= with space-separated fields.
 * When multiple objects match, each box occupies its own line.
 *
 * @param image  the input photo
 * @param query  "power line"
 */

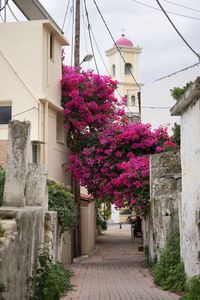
xmin=156 ymin=0 xmax=200 ymax=60
xmin=0 ymin=13 xmax=4 ymax=22
xmin=0 ymin=0 xmax=8 ymax=12
xmin=131 ymin=0 xmax=200 ymax=20
xmin=7 ymin=2 xmax=18 ymax=21
xmin=62 ymin=0 xmax=71 ymax=31
xmin=92 ymin=0 xmax=141 ymax=90
xmin=91 ymin=29 xmax=109 ymax=74
xmin=81 ymin=0 xmax=89 ymax=56
xmin=66 ymin=4 xmax=73 ymax=36
xmin=83 ymin=0 xmax=99 ymax=74
xmin=162 ymin=0 xmax=200 ymax=13
xmin=12 ymin=106 xmax=38 ymax=118
xmin=141 ymin=106 xmax=171 ymax=109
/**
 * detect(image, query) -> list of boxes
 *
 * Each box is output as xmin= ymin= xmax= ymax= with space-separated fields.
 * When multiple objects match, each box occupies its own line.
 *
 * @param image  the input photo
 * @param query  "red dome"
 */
xmin=115 ymin=34 xmax=133 ymax=47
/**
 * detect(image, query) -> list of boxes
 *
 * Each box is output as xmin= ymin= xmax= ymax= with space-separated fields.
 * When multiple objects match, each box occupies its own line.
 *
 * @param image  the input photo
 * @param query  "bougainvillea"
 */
xmin=69 ymin=123 xmax=176 ymax=210
xmin=61 ymin=66 xmax=126 ymax=135
xmin=61 ymin=67 xmax=177 ymax=211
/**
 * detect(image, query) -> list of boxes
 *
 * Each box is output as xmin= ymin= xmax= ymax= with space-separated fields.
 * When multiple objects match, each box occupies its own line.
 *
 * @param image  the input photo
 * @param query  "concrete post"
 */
xmin=3 ymin=121 xmax=30 ymax=207
xmin=26 ymin=163 xmax=48 ymax=209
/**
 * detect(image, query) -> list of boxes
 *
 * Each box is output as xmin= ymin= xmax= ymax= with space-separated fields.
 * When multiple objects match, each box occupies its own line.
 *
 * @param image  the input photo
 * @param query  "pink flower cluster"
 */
xmin=69 ymin=122 xmax=176 ymax=208
xmin=61 ymin=66 xmax=125 ymax=133
xmin=61 ymin=66 xmax=177 ymax=210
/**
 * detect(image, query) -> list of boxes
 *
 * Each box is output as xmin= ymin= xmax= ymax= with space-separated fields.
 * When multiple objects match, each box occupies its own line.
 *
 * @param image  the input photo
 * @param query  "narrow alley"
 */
xmin=63 ymin=225 xmax=179 ymax=300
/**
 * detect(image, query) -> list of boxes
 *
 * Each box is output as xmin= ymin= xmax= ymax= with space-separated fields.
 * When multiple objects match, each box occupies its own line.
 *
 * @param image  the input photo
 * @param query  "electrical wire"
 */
xmin=0 ymin=13 xmax=4 ymax=22
xmin=66 ymin=4 xmax=73 ymax=36
xmin=91 ymin=29 xmax=109 ymax=75
xmin=162 ymin=0 xmax=200 ymax=13
xmin=156 ymin=0 xmax=200 ymax=60
xmin=83 ymin=0 xmax=99 ymax=74
xmin=92 ymin=0 xmax=141 ymax=90
xmin=62 ymin=0 xmax=71 ymax=31
xmin=90 ymin=29 xmax=142 ymax=117
xmin=12 ymin=106 xmax=38 ymax=118
xmin=141 ymin=105 xmax=171 ymax=109
xmin=0 ymin=0 xmax=8 ymax=12
xmin=7 ymin=2 xmax=18 ymax=21
xmin=131 ymin=0 xmax=200 ymax=20
xmin=81 ymin=0 xmax=89 ymax=56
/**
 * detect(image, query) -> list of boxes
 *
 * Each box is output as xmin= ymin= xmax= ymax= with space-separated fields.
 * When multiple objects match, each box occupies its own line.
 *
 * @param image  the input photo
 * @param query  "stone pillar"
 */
xmin=3 ymin=121 xmax=30 ymax=207
xmin=26 ymin=163 xmax=48 ymax=209
xmin=44 ymin=211 xmax=58 ymax=261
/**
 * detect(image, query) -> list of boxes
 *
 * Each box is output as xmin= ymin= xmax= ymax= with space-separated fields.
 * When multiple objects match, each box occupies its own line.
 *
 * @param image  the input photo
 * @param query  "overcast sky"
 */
xmin=39 ymin=0 xmax=200 ymax=84
xmin=3 ymin=0 xmax=200 ymax=84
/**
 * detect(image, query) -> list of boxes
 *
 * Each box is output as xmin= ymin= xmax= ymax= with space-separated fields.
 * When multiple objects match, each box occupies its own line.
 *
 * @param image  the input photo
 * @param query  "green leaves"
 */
xmin=48 ymin=180 xmax=77 ymax=235
xmin=170 ymin=81 xmax=193 ymax=101
xmin=29 ymin=250 xmax=73 ymax=300
xmin=153 ymin=232 xmax=186 ymax=292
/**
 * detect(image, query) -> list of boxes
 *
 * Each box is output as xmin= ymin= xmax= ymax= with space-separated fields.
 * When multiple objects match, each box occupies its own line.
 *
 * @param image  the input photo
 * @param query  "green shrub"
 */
xmin=170 ymin=81 xmax=192 ymax=101
xmin=182 ymin=276 xmax=200 ymax=300
xmin=0 ymin=168 xmax=5 ymax=207
xmin=153 ymin=232 xmax=186 ymax=292
xmin=48 ymin=180 xmax=77 ymax=234
xmin=29 ymin=250 xmax=73 ymax=300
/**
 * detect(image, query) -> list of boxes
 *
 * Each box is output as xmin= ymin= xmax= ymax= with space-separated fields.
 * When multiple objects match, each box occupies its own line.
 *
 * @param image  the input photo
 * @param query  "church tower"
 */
xmin=105 ymin=34 xmax=142 ymax=120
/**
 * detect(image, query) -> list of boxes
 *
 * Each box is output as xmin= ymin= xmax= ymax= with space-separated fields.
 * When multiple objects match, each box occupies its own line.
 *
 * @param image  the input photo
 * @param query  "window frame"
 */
xmin=124 ymin=63 xmax=132 ymax=75
xmin=0 ymin=103 xmax=12 ymax=125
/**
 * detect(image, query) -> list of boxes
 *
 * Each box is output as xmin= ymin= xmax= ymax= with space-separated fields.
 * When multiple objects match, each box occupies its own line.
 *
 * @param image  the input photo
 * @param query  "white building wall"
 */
xmin=141 ymin=63 xmax=200 ymax=130
xmin=180 ymin=101 xmax=200 ymax=277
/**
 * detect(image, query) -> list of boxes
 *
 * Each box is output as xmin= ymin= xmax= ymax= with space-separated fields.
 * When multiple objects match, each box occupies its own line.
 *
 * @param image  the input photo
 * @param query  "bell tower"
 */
xmin=105 ymin=34 xmax=142 ymax=120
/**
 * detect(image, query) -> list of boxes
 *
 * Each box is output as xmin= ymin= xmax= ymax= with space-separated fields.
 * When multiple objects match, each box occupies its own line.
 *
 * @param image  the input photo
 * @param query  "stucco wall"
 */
xmin=81 ymin=200 xmax=96 ymax=255
xmin=145 ymin=150 xmax=181 ymax=262
xmin=180 ymin=100 xmax=200 ymax=277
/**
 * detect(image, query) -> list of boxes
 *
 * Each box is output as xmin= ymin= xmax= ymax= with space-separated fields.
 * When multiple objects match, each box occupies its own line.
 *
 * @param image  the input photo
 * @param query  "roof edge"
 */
xmin=170 ymin=77 xmax=200 ymax=116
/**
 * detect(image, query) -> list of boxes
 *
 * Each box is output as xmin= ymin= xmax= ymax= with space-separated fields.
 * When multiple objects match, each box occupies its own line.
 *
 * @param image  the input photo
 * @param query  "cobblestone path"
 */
xmin=62 ymin=224 xmax=179 ymax=300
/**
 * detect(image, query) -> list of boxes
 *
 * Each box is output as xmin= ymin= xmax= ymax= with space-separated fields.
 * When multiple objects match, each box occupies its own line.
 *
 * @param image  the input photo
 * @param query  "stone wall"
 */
xmin=144 ymin=150 xmax=181 ymax=262
xmin=0 ymin=121 xmax=48 ymax=299
xmin=0 ymin=207 xmax=44 ymax=300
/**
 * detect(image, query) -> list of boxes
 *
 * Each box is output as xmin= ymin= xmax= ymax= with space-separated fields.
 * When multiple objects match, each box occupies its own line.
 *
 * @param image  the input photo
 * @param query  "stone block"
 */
xmin=26 ymin=163 xmax=48 ymax=208
xmin=3 ymin=121 xmax=30 ymax=207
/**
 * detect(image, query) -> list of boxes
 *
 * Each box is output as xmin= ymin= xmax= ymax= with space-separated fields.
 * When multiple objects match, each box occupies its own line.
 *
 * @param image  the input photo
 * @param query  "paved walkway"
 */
xmin=63 ymin=224 xmax=179 ymax=300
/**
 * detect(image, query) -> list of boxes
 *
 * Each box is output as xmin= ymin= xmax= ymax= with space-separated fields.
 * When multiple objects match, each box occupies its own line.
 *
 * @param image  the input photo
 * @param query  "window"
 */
xmin=130 ymin=95 xmax=136 ymax=106
xmin=0 ymin=105 xmax=11 ymax=125
xmin=32 ymin=144 xmax=38 ymax=163
xmin=50 ymin=33 xmax=54 ymax=60
xmin=112 ymin=64 xmax=116 ymax=76
xmin=56 ymin=112 xmax=64 ymax=143
xmin=125 ymin=63 xmax=132 ymax=75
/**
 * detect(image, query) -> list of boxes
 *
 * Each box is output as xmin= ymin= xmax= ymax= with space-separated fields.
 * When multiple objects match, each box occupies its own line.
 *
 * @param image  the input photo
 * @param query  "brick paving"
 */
xmin=62 ymin=224 xmax=180 ymax=300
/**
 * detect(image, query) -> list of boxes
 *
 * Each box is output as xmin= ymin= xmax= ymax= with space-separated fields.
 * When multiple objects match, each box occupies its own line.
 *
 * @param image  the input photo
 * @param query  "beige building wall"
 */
xmin=81 ymin=199 xmax=96 ymax=255
xmin=0 ymin=20 xmax=70 ymax=186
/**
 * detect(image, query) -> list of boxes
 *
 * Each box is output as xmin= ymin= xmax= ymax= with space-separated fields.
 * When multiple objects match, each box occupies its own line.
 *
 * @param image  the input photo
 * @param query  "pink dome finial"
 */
xmin=115 ymin=33 xmax=133 ymax=47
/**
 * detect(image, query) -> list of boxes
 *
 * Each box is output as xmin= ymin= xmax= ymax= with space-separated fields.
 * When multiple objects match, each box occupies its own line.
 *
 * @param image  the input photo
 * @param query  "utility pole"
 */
xmin=74 ymin=0 xmax=80 ymax=66
xmin=73 ymin=0 xmax=81 ymax=257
